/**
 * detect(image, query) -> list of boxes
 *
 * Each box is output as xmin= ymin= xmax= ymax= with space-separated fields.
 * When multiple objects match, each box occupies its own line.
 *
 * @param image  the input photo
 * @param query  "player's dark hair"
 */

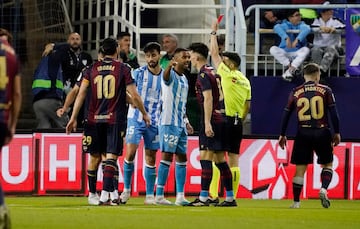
xmin=98 ymin=46 xmax=105 ymax=54
xmin=304 ymin=63 xmax=320 ymax=75
xmin=188 ymin=42 xmax=209 ymax=59
xmin=222 ymin=51 xmax=241 ymax=67
xmin=117 ymin=31 xmax=131 ymax=40
xmin=174 ymin=47 xmax=189 ymax=55
xmin=101 ymin=38 xmax=118 ymax=55
xmin=143 ymin=42 xmax=161 ymax=54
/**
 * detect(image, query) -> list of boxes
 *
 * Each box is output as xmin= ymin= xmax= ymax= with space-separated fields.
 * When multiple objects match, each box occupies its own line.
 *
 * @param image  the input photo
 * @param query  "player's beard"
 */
xmin=71 ymin=45 xmax=80 ymax=52
xmin=148 ymin=60 xmax=158 ymax=69
xmin=183 ymin=61 xmax=190 ymax=71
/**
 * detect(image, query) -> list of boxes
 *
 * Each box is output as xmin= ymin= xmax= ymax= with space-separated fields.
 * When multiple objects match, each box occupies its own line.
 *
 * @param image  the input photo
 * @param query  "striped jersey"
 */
xmin=160 ymin=68 xmax=188 ymax=127
xmin=0 ymin=39 xmax=20 ymax=124
xmin=81 ymin=57 xmax=134 ymax=125
xmin=127 ymin=65 xmax=162 ymax=125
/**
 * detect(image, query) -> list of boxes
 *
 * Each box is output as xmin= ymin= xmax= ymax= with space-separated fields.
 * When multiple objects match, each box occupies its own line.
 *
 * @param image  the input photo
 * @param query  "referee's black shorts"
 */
xmin=225 ymin=116 xmax=243 ymax=154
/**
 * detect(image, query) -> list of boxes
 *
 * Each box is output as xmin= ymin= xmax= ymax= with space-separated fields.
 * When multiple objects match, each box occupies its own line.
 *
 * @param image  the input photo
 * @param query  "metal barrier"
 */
xmin=66 ymin=0 xmax=248 ymax=73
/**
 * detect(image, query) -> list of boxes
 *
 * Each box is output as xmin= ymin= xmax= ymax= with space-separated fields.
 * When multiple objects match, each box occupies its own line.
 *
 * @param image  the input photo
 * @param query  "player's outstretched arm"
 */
xmin=209 ymin=21 xmax=222 ymax=69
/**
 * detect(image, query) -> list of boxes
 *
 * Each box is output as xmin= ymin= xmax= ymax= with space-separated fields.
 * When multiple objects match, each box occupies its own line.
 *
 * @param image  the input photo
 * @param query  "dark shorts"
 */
xmin=199 ymin=120 xmax=229 ymax=152
xmin=82 ymin=122 xmax=125 ymax=156
xmin=225 ymin=116 xmax=243 ymax=154
xmin=291 ymin=127 xmax=333 ymax=165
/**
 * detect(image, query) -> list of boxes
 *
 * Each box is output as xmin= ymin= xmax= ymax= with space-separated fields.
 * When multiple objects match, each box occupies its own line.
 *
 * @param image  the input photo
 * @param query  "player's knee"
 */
xmin=126 ymin=152 xmax=136 ymax=162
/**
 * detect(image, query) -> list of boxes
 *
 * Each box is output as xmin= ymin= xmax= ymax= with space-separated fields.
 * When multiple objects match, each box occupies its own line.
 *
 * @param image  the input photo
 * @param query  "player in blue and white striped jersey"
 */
xmin=155 ymin=48 xmax=194 ymax=206
xmin=120 ymin=42 xmax=162 ymax=205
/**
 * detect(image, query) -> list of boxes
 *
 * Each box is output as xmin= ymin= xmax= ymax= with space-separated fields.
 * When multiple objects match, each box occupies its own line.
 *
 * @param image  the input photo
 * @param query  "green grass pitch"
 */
xmin=6 ymin=196 xmax=360 ymax=229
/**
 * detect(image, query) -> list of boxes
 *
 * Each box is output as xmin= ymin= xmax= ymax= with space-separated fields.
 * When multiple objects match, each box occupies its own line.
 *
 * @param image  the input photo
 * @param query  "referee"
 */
xmin=209 ymin=21 xmax=251 ymax=199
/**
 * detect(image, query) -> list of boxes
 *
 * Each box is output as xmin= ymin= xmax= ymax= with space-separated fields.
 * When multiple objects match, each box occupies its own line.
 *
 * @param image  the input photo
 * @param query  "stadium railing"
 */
xmin=245 ymin=4 xmax=358 ymax=77
xmin=68 ymin=0 xmax=248 ymax=74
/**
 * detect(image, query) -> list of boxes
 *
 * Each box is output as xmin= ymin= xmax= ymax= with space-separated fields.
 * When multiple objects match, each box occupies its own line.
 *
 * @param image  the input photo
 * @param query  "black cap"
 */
xmin=222 ymin=52 xmax=241 ymax=67
xmin=143 ymin=42 xmax=161 ymax=53
xmin=101 ymin=38 xmax=118 ymax=55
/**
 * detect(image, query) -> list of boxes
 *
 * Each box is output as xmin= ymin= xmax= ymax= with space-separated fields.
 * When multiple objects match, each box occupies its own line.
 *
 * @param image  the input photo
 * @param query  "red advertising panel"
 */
xmin=2 ymin=133 xmax=360 ymax=200
xmin=39 ymin=133 xmax=84 ymax=194
xmin=238 ymin=139 xmax=291 ymax=199
xmin=0 ymin=134 xmax=34 ymax=193
xmin=184 ymin=136 xmax=201 ymax=195
xmin=350 ymin=143 xmax=360 ymax=199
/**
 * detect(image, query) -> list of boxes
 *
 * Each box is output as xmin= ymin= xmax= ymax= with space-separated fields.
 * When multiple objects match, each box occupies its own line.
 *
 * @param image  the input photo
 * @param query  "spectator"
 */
xmin=32 ymin=49 xmax=69 ymax=129
xmin=270 ymin=9 xmax=311 ymax=81
xmin=247 ymin=0 xmax=289 ymax=33
xmin=311 ymin=7 xmax=345 ymax=77
xmin=56 ymin=47 xmax=105 ymax=119
xmin=66 ymin=38 xmax=150 ymax=205
xmin=42 ymin=32 xmax=93 ymax=128
xmin=248 ymin=0 xmax=290 ymax=53
xmin=259 ymin=10 xmax=283 ymax=53
xmin=117 ymin=31 xmax=140 ymax=69
xmin=0 ymin=28 xmax=22 ymax=229
xmin=159 ymin=34 xmax=178 ymax=69
xmin=43 ymin=32 xmax=93 ymax=91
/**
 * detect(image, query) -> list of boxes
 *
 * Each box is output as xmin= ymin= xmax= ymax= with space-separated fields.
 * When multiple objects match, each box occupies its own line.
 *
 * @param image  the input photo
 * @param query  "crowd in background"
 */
xmin=246 ymin=0 xmax=349 ymax=81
